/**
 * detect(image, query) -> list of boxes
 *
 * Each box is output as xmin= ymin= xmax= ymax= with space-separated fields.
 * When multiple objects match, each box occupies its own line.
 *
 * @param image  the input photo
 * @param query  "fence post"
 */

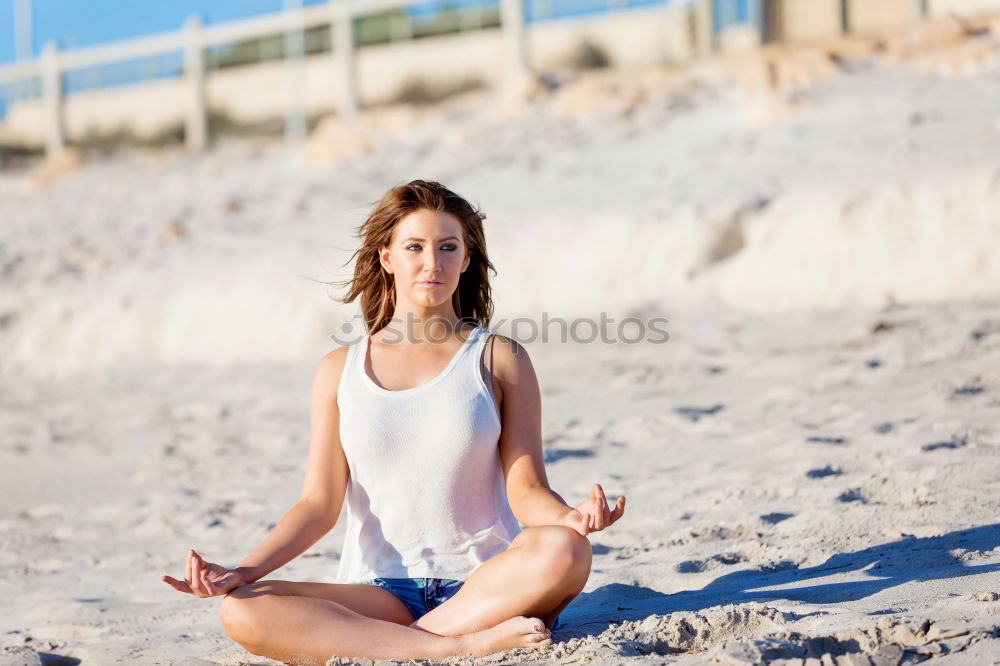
xmin=332 ymin=0 xmax=359 ymax=116
xmin=501 ymin=0 xmax=529 ymax=79
xmin=748 ymin=0 xmax=763 ymax=40
xmin=284 ymin=2 xmax=308 ymax=140
xmin=40 ymin=41 xmax=64 ymax=158
xmin=693 ymin=0 xmax=714 ymax=55
xmin=184 ymin=15 xmax=207 ymax=152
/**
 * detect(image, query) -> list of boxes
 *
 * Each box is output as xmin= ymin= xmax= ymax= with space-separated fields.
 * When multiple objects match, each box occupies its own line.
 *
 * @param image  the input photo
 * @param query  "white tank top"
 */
xmin=334 ymin=324 xmax=521 ymax=583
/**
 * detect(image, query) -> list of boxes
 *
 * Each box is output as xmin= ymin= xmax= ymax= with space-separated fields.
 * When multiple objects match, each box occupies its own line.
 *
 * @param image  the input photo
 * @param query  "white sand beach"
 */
xmin=2 ymin=34 xmax=1000 ymax=665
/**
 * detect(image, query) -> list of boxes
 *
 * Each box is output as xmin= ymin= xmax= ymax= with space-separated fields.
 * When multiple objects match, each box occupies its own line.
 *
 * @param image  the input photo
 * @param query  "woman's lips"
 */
xmin=418 ymin=280 xmax=443 ymax=287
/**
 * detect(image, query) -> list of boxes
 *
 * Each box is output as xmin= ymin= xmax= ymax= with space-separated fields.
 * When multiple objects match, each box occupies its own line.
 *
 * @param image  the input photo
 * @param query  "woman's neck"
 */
xmin=378 ymin=305 xmax=469 ymax=344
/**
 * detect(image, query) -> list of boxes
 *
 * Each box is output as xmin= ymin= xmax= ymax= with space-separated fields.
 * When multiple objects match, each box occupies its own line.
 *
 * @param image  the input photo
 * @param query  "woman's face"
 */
xmin=379 ymin=209 xmax=470 ymax=311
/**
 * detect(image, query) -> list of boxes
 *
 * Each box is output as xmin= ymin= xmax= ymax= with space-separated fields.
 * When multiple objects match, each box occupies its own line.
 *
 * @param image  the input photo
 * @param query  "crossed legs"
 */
xmin=218 ymin=526 xmax=592 ymax=664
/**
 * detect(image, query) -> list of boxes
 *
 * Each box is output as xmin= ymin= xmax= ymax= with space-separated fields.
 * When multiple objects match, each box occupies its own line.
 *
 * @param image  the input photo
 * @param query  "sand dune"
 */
xmin=3 ymin=58 xmax=1000 ymax=377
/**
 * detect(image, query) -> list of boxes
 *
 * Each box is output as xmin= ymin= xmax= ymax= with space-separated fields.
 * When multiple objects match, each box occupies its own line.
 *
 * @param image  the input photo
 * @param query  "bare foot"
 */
xmin=457 ymin=616 xmax=553 ymax=657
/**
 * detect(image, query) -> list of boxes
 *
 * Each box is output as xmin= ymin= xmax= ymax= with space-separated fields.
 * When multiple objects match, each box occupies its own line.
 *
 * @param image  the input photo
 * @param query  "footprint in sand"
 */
xmin=543 ymin=448 xmax=595 ymax=463
xmin=674 ymin=404 xmax=724 ymax=422
xmin=676 ymin=552 xmax=745 ymax=573
xmin=922 ymin=433 xmax=968 ymax=451
xmin=806 ymin=436 xmax=847 ymax=445
xmin=806 ymin=465 xmax=842 ymax=479
xmin=970 ymin=320 xmax=1000 ymax=343
xmin=837 ymin=488 xmax=868 ymax=503
xmin=952 ymin=384 xmax=984 ymax=397
xmin=592 ymin=543 xmax=622 ymax=556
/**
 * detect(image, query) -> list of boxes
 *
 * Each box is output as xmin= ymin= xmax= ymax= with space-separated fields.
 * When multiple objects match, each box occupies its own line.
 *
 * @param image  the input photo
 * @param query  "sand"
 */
xmin=1 ymin=40 xmax=1000 ymax=665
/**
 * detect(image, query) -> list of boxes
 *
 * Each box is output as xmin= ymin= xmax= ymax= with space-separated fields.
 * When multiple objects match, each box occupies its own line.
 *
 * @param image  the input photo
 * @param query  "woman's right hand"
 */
xmin=161 ymin=549 xmax=249 ymax=598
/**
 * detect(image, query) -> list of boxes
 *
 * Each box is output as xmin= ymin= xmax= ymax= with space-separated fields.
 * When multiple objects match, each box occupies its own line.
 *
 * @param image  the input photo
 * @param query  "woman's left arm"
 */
xmin=493 ymin=337 xmax=626 ymax=537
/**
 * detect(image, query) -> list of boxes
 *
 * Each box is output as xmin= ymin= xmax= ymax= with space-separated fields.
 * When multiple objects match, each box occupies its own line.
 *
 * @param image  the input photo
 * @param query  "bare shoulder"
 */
xmin=313 ymin=345 xmax=351 ymax=398
xmin=485 ymin=333 xmax=536 ymax=383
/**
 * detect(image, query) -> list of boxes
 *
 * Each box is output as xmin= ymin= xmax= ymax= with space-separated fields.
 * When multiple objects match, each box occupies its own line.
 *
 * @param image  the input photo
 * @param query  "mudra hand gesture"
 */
xmin=162 ymin=549 xmax=247 ymax=598
xmin=559 ymin=484 xmax=626 ymax=536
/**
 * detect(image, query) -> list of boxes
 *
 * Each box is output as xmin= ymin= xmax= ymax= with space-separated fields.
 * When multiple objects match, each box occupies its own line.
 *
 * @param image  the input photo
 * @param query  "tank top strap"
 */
xmin=353 ymin=331 xmax=370 ymax=384
xmin=336 ymin=334 xmax=362 ymax=406
xmin=465 ymin=324 xmax=486 ymax=362
xmin=467 ymin=325 xmax=497 ymax=394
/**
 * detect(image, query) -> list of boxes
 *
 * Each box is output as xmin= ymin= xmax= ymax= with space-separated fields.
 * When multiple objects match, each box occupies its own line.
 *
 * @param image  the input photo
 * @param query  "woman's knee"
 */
xmin=522 ymin=526 xmax=592 ymax=582
xmin=218 ymin=586 xmax=268 ymax=651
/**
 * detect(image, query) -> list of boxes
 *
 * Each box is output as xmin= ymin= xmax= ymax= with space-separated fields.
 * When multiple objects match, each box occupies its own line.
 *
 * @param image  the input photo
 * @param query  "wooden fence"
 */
xmin=0 ymin=0 xmax=967 ymax=158
xmin=0 ymin=0 xmax=532 ymax=157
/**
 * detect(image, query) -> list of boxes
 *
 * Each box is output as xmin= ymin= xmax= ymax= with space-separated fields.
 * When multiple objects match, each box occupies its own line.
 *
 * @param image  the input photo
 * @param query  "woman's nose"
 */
xmin=424 ymin=250 xmax=442 ymax=271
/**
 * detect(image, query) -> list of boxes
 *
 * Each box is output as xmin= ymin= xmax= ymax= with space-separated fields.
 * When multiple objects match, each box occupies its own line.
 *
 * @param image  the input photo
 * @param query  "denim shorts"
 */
xmin=363 ymin=577 xmax=464 ymax=622
xmin=362 ymin=577 xmax=563 ymax=630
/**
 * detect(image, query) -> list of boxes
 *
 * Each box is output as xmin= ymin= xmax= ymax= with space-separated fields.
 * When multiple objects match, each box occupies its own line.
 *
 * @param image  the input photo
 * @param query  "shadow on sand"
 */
xmin=564 ymin=522 xmax=1000 ymax=636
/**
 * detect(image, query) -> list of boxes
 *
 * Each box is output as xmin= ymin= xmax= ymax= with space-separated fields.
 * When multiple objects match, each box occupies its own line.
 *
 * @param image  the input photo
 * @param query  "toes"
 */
xmin=523 ymin=616 xmax=546 ymax=633
xmin=508 ymin=616 xmax=539 ymax=633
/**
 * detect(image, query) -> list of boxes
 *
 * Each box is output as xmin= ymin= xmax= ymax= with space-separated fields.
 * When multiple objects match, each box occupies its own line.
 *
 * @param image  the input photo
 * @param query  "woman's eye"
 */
xmin=405 ymin=243 xmax=456 ymax=251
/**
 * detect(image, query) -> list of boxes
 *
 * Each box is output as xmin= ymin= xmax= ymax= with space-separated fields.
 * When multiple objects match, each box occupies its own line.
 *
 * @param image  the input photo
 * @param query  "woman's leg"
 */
xmin=413 ymin=525 xmax=593 ymax=636
xmin=218 ymin=580 xmax=552 ymax=665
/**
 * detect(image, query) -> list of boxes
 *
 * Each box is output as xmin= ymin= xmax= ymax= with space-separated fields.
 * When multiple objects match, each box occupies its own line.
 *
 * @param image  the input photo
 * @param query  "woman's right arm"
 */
xmin=162 ymin=346 xmax=350 ymax=595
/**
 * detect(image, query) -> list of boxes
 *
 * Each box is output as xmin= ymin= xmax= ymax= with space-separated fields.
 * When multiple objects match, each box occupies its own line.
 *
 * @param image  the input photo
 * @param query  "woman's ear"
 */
xmin=379 ymin=246 xmax=393 ymax=274
xmin=461 ymin=253 xmax=470 ymax=273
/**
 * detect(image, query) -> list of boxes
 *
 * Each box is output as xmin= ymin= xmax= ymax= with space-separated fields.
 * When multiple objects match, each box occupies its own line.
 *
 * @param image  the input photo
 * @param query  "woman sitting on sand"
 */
xmin=162 ymin=179 xmax=626 ymax=665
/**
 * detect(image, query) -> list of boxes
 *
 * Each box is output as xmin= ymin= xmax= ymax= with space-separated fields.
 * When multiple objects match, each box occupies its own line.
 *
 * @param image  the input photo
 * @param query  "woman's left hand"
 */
xmin=559 ymin=484 xmax=626 ymax=537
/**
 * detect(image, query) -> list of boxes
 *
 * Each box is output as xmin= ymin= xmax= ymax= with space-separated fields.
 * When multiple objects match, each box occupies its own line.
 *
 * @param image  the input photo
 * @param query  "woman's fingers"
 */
xmin=592 ymin=498 xmax=605 ymax=531
xmin=190 ymin=552 xmax=208 ymax=597
xmin=162 ymin=574 xmax=193 ymax=594
xmin=187 ymin=551 xmax=202 ymax=596
xmin=196 ymin=554 xmax=213 ymax=597
xmin=598 ymin=487 xmax=612 ymax=529
xmin=582 ymin=489 xmax=625 ymax=533
xmin=609 ymin=496 xmax=626 ymax=523
xmin=185 ymin=549 xmax=194 ymax=591
xmin=165 ymin=550 xmax=233 ymax=598
xmin=200 ymin=568 xmax=215 ymax=596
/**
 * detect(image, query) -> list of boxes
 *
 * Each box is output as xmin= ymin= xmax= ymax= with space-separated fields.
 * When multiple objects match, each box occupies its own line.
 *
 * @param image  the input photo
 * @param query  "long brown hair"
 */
xmin=335 ymin=180 xmax=496 ymax=335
